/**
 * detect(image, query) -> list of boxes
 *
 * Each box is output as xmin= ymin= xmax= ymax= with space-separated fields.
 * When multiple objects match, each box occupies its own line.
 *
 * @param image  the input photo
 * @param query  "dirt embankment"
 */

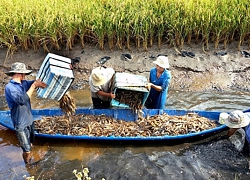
xmin=1 ymin=42 xmax=250 ymax=96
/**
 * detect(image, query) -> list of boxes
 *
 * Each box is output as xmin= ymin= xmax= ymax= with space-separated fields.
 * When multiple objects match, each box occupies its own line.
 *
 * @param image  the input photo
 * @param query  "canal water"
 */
xmin=0 ymin=89 xmax=250 ymax=180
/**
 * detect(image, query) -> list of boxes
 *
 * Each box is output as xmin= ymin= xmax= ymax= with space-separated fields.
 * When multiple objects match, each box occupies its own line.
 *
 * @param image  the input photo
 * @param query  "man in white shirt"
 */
xmin=89 ymin=67 xmax=115 ymax=109
xmin=219 ymin=110 xmax=250 ymax=153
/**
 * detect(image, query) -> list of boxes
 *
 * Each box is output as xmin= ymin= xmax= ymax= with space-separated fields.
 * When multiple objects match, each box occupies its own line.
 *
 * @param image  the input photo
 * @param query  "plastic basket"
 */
xmin=111 ymin=73 xmax=149 ymax=108
xmin=36 ymin=53 xmax=74 ymax=101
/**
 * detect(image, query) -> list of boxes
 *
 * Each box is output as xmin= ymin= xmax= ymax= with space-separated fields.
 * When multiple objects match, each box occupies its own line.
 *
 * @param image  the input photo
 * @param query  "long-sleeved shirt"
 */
xmin=5 ymin=79 xmax=34 ymax=130
xmin=245 ymin=113 xmax=250 ymax=144
xmin=145 ymin=67 xmax=171 ymax=109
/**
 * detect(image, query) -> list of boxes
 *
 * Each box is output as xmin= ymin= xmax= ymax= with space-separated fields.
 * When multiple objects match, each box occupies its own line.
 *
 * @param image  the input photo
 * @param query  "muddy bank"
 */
xmin=0 ymin=42 xmax=250 ymax=96
xmin=86 ymin=138 xmax=250 ymax=180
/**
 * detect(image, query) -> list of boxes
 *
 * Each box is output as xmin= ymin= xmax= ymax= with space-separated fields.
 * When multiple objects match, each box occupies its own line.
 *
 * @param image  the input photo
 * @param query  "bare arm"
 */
xmin=145 ymin=83 xmax=162 ymax=92
xmin=227 ymin=128 xmax=239 ymax=137
xmin=97 ymin=90 xmax=115 ymax=99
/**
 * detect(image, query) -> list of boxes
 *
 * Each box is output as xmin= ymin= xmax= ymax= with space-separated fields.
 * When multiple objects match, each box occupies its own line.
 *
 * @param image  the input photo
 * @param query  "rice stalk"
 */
xmin=0 ymin=0 xmax=250 ymax=59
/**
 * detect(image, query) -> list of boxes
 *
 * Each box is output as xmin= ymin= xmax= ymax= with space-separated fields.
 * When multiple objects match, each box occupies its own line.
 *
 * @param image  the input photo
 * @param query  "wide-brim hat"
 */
xmin=219 ymin=110 xmax=250 ymax=128
xmin=5 ymin=62 xmax=32 ymax=76
xmin=153 ymin=56 xmax=169 ymax=68
xmin=91 ymin=67 xmax=107 ymax=86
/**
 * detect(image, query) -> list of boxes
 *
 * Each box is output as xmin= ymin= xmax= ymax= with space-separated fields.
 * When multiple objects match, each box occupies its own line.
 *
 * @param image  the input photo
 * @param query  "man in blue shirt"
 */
xmin=145 ymin=56 xmax=171 ymax=109
xmin=245 ymin=123 xmax=250 ymax=153
xmin=5 ymin=62 xmax=46 ymax=164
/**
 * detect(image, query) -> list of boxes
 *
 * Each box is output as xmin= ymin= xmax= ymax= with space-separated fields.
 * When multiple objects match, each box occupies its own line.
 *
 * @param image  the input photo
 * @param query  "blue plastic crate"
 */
xmin=111 ymin=86 xmax=149 ymax=108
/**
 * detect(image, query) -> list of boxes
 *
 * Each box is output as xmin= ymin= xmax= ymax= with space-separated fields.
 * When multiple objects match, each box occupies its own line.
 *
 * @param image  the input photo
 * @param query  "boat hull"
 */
xmin=0 ymin=108 xmax=227 ymax=141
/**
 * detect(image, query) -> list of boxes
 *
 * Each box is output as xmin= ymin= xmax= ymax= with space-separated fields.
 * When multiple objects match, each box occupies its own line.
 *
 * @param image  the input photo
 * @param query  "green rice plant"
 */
xmin=163 ymin=1 xmax=181 ymax=48
xmin=114 ymin=12 xmax=127 ymax=50
xmin=182 ymin=0 xmax=199 ymax=46
xmin=77 ymin=1 xmax=94 ymax=49
xmin=234 ymin=0 xmax=250 ymax=50
xmin=210 ymin=0 xmax=232 ymax=49
xmin=123 ymin=0 xmax=137 ymax=50
xmin=88 ymin=0 xmax=108 ymax=50
xmin=197 ymin=0 xmax=215 ymax=50
xmin=131 ymin=5 xmax=142 ymax=49
xmin=1 ymin=0 xmax=250 ymax=59
xmin=101 ymin=1 xmax=119 ymax=50
xmin=153 ymin=0 xmax=170 ymax=48
xmin=174 ymin=1 xmax=195 ymax=49
xmin=140 ymin=6 xmax=152 ymax=50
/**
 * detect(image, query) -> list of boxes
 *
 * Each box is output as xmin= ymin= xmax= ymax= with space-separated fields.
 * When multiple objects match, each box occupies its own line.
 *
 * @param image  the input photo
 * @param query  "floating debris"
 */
xmin=34 ymin=113 xmax=217 ymax=137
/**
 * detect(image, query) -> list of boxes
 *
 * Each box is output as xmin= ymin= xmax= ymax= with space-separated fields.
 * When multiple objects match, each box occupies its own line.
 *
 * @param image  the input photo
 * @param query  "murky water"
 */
xmin=0 ymin=89 xmax=250 ymax=180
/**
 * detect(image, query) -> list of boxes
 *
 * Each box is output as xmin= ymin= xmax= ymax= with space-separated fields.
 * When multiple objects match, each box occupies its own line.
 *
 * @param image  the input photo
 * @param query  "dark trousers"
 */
xmin=16 ymin=123 xmax=34 ymax=152
xmin=92 ymin=97 xmax=111 ymax=109
xmin=243 ymin=140 xmax=250 ymax=155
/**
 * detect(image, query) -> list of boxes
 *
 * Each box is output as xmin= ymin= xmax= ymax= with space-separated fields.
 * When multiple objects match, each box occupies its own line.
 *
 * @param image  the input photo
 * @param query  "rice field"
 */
xmin=0 ymin=0 xmax=249 ymax=59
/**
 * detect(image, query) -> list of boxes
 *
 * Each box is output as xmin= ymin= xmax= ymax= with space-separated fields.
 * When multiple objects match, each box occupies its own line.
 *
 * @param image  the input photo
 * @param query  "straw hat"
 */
xmin=153 ymin=56 xmax=169 ymax=68
xmin=219 ymin=110 xmax=250 ymax=128
xmin=5 ymin=62 xmax=32 ymax=76
xmin=91 ymin=67 xmax=107 ymax=86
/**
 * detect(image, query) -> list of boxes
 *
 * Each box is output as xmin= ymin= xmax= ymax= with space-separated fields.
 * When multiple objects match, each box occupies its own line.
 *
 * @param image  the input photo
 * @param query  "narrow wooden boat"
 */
xmin=0 ymin=108 xmax=227 ymax=141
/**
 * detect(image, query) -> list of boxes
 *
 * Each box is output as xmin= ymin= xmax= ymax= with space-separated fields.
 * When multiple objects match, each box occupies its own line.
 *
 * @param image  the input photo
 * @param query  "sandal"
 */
xmin=187 ymin=52 xmax=195 ymax=58
xmin=241 ymin=51 xmax=250 ymax=58
xmin=214 ymin=51 xmax=227 ymax=56
xmin=96 ymin=56 xmax=111 ymax=65
xmin=181 ymin=51 xmax=195 ymax=58
xmin=149 ymin=54 xmax=168 ymax=59
xmin=181 ymin=51 xmax=188 ymax=57
xmin=149 ymin=55 xmax=156 ymax=59
xmin=121 ymin=54 xmax=132 ymax=61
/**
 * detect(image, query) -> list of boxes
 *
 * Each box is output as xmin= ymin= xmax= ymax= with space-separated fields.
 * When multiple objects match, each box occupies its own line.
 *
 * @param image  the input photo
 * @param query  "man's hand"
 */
xmin=27 ymin=79 xmax=47 ymax=97
xmin=110 ymin=93 xmax=115 ymax=99
xmin=33 ymin=79 xmax=47 ymax=89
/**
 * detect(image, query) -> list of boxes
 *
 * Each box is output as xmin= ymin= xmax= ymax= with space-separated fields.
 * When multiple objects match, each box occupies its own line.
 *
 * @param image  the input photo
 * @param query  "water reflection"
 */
xmin=0 ymin=89 xmax=250 ymax=179
xmin=8 ymin=88 xmax=250 ymax=112
xmin=167 ymin=90 xmax=250 ymax=112
xmin=2 ymin=88 xmax=249 ymax=112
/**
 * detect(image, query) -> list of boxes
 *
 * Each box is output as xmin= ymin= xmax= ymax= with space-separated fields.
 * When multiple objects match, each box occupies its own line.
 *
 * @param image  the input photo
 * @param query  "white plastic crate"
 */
xmin=36 ymin=53 xmax=74 ymax=101
xmin=113 ymin=72 xmax=148 ymax=87
xmin=111 ymin=73 xmax=149 ymax=108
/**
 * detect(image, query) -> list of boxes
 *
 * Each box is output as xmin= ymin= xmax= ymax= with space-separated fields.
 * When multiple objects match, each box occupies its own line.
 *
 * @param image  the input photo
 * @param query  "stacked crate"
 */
xmin=36 ymin=53 xmax=74 ymax=101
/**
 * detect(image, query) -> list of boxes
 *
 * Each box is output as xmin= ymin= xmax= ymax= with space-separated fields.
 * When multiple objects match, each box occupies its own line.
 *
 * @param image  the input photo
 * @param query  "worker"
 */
xmin=145 ymin=55 xmax=171 ymax=109
xmin=89 ymin=66 xmax=115 ymax=109
xmin=5 ymin=62 xmax=47 ymax=164
xmin=219 ymin=110 xmax=250 ymax=152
